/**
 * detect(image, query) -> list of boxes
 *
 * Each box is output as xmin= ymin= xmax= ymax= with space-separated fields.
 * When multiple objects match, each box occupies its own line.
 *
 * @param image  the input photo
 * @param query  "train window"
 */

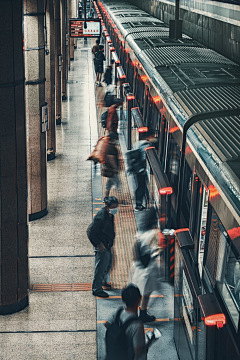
xmin=150 ymin=104 xmax=160 ymax=152
xmin=135 ymin=76 xmax=145 ymax=116
xmin=160 ymin=115 xmax=169 ymax=171
xmin=165 ymin=134 xmax=180 ymax=194
xmin=181 ymin=162 xmax=193 ymax=226
xmin=205 ymin=211 xmax=240 ymax=330
xmin=198 ymin=187 xmax=208 ymax=277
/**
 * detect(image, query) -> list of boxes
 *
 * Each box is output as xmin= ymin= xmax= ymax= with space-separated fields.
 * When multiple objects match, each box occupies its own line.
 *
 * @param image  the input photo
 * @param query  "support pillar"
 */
xmin=61 ymin=0 xmax=67 ymax=100
xmin=46 ymin=0 xmax=56 ymax=161
xmin=24 ymin=0 xmax=48 ymax=220
xmin=0 ymin=0 xmax=28 ymax=314
xmin=55 ymin=0 xmax=62 ymax=125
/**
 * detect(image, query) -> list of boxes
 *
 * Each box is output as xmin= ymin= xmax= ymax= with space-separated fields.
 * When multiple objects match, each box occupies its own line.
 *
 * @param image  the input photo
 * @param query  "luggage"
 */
xmin=105 ymin=307 xmax=139 ymax=360
xmin=135 ymin=240 xmax=151 ymax=268
xmin=125 ymin=148 xmax=142 ymax=174
xmin=101 ymin=110 xmax=108 ymax=128
xmin=101 ymin=162 xmax=114 ymax=178
xmin=87 ymin=136 xmax=108 ymax=164
xmin=104 ymin=92 xmax=115 ymax=107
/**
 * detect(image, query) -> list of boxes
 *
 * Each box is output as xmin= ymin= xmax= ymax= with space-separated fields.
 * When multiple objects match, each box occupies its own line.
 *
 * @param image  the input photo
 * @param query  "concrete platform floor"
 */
xmin=0 ymin=39 xmax=97 ymax=360
xmin=0 ymin=38 xmax=179 ymax=360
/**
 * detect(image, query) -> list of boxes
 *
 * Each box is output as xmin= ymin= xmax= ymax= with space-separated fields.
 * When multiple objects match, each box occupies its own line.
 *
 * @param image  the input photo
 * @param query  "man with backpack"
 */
xmin=87 ymin=196 xmax=119 ymax=298
xmin=105 ymin=284 xmax=148 ymax=360
xmin=94 ymin=45 xmax=105 ymax=87
xmin=92 ymin=38 xmax=100 ymax=58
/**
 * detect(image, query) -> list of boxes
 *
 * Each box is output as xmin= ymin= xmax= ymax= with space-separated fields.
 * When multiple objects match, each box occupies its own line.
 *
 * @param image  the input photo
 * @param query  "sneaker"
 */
xmin=139 ymin=310 xmax=156 ymax=323
xmin=92 ymin=290 xmax=109 ymax=298
xmin=135 ymin=205 xmax=146 ymax=211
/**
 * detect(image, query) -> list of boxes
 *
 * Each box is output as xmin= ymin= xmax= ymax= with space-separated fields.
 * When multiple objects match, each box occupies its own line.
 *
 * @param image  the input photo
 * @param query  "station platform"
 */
xmin=0 ymin=39 xmax=178 ymax=360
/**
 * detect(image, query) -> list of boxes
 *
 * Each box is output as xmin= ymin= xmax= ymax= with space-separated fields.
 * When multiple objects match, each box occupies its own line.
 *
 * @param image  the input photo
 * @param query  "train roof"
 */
xmin=100 ymin=0 xmax=240 ymax=226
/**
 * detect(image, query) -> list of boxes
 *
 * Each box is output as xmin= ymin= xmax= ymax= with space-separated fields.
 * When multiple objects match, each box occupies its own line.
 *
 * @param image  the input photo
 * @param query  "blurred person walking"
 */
xmin=127 ymin=130 xmax=156 ymax=211
xmin=106 ymin=98 xmax=123 ymax=136
xmin=102 ymin=133 xmax=120 ymax=199
xmin=87 ymin=197 xmax=118 ymax=298
xmin=129 ymin=208 xmax=164 ymax=322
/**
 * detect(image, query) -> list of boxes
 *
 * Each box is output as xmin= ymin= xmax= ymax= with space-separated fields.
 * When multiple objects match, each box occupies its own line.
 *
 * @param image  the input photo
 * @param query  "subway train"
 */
xmin=95 ymin=1 xmax=240 ymax=359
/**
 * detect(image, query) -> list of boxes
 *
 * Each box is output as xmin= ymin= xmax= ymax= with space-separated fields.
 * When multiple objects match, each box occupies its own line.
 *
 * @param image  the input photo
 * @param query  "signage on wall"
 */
xmin=41 ymin=103 xmax=49 ymax=132
xmin=69 ymin=19 xmax=101 ymax=37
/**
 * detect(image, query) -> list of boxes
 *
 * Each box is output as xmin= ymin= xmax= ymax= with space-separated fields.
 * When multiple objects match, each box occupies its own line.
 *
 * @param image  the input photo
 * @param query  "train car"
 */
xmin=96 ymin=1 xmax=240 ymax=359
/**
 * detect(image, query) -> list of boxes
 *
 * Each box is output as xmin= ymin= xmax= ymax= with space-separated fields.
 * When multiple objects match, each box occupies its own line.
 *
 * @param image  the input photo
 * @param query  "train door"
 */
xmin=174 ymin=230 xmax=203 ymax=360
xmin=202 ymin=208 xmax=240 ymax=359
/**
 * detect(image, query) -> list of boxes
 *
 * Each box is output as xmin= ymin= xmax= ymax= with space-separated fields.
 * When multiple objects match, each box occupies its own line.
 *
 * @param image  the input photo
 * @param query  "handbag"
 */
xmin=101 ymin=163 xmax=114 ymax=178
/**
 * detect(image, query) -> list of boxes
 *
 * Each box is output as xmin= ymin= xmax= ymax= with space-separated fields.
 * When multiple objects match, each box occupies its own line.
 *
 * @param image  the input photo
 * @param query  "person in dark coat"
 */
xmin=90 ymin=196 xmax=118 ymax=298
xmin=94 ymin=45 xmax=106 ymax=87
xmin=104 ymin=64 xmax=113 ymax=86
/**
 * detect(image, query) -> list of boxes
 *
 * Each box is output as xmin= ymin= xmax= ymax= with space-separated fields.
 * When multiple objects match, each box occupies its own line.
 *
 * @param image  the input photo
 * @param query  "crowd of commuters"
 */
xmin=87 ymin=39 xmax=164 ymax=359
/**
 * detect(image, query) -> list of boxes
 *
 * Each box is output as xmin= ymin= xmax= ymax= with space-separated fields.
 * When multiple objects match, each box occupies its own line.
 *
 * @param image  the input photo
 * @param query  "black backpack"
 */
xmin=104 ymin=92 xmax=115 ymax=107
xmin=105 ymin=307 xmax=139 ymax=360
xmin=101 ymin=110 xmax=108 ymax=128
xmin=126 ymin=148 xmax=143 ymax=174
xmin=95 ymin=50 xmax=104 ymax=65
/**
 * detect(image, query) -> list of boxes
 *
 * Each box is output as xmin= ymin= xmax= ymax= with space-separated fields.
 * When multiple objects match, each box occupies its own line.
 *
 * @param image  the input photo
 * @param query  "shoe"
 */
xmin=92 ymin=290 xmax=109 ymax=298
xmin=139 ymin=310 xmax=156 ymax=323
xmin=135 ymin=205 xmax=146 ymax=211
xmin=103 ymin=282 xmax=112 ymax=288
xmin=98 ymin=83 xmax=102 ymax=87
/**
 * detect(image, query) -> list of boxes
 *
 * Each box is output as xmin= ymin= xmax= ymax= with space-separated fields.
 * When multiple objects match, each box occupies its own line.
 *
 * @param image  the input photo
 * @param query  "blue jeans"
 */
xmin=92 ymin=248 xmax=112 ymax=292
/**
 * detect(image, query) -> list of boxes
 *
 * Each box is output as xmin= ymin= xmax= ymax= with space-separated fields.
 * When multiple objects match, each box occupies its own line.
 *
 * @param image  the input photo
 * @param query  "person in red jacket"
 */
xmin=106 ymin=98 xmax=123 ymax=136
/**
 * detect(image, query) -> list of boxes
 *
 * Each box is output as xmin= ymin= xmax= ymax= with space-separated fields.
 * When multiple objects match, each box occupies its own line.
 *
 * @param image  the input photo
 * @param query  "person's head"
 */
xmin=139 ymin=207 xmax=158 ymax=232
xmin=113 ymin=98 xmax=123 ymax=108
xmin=99 ymin=45 xmax=104 ymax=51
xmin=96 ymin=39 xmax=100 ymax=45
xmin=122 ymin=284 xmax=141 ymax=309
xmin=104 ymin=196 xmax=118 ymax=215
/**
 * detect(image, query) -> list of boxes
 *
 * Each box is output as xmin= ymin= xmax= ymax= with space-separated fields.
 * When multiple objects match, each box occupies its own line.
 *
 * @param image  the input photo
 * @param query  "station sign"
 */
xmin=41 ymin=103 xmax=49 ymax=132
xmin=69 ymin=19 xmax=101 ymax=38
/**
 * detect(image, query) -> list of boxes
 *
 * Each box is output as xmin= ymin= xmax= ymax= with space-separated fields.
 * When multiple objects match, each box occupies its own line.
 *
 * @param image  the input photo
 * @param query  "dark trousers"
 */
xmin=134 ymin=172 xmax=146 ymax=207
xmin=92 ymin=248 xmax=112 ymax=292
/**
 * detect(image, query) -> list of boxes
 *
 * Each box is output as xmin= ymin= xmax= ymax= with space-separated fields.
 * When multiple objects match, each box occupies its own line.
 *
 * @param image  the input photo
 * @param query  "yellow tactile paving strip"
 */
xmin=29 ymin=283 xmax=111 ymax=292
xmin=95 ymin=84 xmax=137 ymax=289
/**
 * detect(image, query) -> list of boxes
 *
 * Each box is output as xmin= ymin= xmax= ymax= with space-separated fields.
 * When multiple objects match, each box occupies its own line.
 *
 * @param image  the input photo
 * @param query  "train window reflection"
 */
xmin=182 ymin=162 xmax=193 ymax=226
xmin=198 ymin=187 xmax=208 ymax=278
xmin=166 ymin=134 xmax=180 ymax=195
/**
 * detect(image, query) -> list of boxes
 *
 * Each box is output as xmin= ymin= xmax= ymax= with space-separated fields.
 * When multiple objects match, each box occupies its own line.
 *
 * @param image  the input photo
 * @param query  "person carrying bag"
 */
xmin=102 ymin=133 xmax=120 ymax=198
xmin=87 ymin=197 xmax=119 ymax=298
